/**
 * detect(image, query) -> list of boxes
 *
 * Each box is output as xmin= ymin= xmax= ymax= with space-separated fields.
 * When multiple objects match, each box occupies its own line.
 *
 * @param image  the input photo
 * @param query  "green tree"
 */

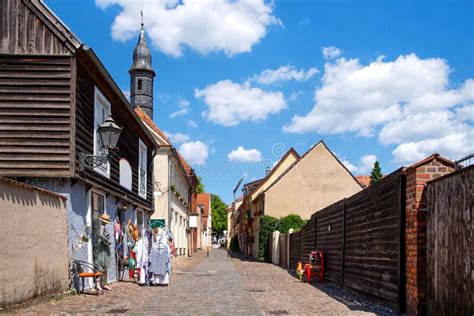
xmin=259 ymin=215 xmax=280 ymax=261
xmin=370 ymin=161 xmax=383 ymax=185
xmin=196 ymin=176 xmax=205 ymax=194
xmin=279 ymin=214 xmax=306 ymax=234
xmin=211 ymin=194 xmax=228 ymax=234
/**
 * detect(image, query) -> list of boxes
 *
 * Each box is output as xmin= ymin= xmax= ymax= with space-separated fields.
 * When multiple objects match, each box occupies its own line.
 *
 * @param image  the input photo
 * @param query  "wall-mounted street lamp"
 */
xmin=153 ymin=181 xmax=171 ymax=197
xmin=79 ymin=115 xmax=123 ymax=171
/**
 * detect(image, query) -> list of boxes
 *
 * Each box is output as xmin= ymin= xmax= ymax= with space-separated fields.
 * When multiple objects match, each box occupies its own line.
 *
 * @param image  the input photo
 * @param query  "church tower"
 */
xmin=129 ymin=21 xmax=155 ymax=118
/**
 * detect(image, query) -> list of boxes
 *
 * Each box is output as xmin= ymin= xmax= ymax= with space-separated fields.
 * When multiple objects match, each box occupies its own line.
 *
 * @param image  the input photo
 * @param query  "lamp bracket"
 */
xmin=79 ymin=152 xmax=109 ymax=171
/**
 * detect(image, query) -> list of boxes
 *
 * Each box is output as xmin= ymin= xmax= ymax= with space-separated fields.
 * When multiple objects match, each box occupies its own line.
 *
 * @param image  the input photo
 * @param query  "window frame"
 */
xmin=93 ymin=87 xmax=111 ymax=178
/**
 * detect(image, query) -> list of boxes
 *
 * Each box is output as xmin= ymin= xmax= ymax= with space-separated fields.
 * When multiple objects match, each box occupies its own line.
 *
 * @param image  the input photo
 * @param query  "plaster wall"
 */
xmin=251 ymin=152 xmax=298 ymax=200
xmin=264 ymin=143 xmax=362 ymax=219
xmin=152 ymin=149 xmax=169 ymax=221
xmin=23 ymin=178 xmax=135 ymax=284
xmin=0 ymin=180 xmax=68 ymax=307
xmin=170 ymin=193 xmax=188 ymax=255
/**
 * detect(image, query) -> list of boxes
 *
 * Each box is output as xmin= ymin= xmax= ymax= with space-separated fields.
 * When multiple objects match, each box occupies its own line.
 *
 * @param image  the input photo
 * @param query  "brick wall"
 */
xmin=405 ymin=155 xmax=454 ymax=315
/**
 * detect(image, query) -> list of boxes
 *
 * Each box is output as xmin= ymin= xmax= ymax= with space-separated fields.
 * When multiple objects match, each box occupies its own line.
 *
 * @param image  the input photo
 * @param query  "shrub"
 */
xmin=259 ymin=215 xmax=280 ymax=261
xmin=279 ymin=214 xmax=306 ymax=234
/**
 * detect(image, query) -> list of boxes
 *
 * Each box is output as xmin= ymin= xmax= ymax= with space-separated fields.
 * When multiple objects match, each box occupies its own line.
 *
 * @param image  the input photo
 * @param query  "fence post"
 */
xmin=341 ymin=198 xmax=347 ymax=290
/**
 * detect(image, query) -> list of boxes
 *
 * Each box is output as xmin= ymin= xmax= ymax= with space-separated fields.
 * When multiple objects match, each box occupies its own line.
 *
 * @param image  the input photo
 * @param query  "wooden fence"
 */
xmin=289 ymin=231 xmax=301 ymax=270
xmin=287 ymin=168 xmax=405 ymax=311
xmin=426 ymin=165 xmax=473 ymax=315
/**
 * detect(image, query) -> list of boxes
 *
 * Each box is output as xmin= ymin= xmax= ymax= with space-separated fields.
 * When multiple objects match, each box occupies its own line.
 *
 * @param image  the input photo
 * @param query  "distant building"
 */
xmin=136 ymin=108 xmax=197 ymax=256
xmin=196 ymin=193 xmax=212 ymax=248
xmin=235 ymin=141 xmax=363 ymax=259
xmin=355 ymin=175 xmax=372 ymax=188
xmin=236 ymin=148 xmax=300 ymax=257
xmin=261 ymin=141 xmax=362 ymax=220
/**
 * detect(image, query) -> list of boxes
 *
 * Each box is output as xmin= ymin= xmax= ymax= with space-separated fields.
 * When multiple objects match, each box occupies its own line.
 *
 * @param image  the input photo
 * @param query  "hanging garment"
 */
xmin=149 ymin=231 xmax=171 ymax=284
xmin=136 ymin=236 xmax=149 ymax=285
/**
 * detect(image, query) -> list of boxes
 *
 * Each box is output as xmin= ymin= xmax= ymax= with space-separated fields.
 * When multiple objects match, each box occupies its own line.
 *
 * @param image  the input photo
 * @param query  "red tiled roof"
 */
xmin=355 ymin=175 xmax=371 ymax=188
xmin=135 ymin=107 xmax=170 ymax=146
xmin=176 ymin=150 xmax=193 ymax=178
xmin=196 ymin=193 xmax=211 ymax=227
xmin=135 ymin=107 xmax=197 ymax=186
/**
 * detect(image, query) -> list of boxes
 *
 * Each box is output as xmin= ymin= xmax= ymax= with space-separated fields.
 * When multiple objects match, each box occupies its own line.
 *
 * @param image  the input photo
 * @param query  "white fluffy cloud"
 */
xmin=392 ymin=131 xmax=474 ymax=164
xmin=322 ymin=46 xmax=342 ymax=59
xmin=164 ymin=131 xmax=190 ymax=144
xmin=170 ymin=99 xmax=190 ymax=118
xmin=196 ymin=80 xmax=287 ymax=126
xmin=342 ymin=154 xmax=377 ymax=174
xmin=228 ymin=146 xmax=263 ymax=162
xmin=96 ymin=0 xmax=280 ymax=57
xmin=252 ymin=65 xmax=318 ymax=84
xmin=178 ymin=141 xmax=209 ymax=165
xmin=284 ymin=52 xmax=474 ymax=164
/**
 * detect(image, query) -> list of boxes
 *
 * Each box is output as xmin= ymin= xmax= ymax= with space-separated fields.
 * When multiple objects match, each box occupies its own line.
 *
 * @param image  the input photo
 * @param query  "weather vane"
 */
xmin=140 ymin=4 xmax=144 ymax=29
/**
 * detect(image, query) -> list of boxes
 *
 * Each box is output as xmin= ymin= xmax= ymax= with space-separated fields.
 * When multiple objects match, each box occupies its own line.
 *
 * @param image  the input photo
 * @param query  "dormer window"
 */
xmin=137 ymin=79 xmax=142 ymax=91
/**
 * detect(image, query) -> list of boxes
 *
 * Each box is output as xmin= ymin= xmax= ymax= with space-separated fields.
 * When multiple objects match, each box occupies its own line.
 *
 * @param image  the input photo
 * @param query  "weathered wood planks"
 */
xmin=426 ymin=166 xmax=473 ymax=315
xmin=0 ymin=55 xmax=71 ymax=177
xmin=0 ymin=0 xmax=73 ymax=55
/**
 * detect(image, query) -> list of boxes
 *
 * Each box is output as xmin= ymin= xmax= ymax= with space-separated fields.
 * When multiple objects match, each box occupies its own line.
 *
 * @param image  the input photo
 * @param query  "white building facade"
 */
xmin=136 ymin=108 xmax=196 ymax=256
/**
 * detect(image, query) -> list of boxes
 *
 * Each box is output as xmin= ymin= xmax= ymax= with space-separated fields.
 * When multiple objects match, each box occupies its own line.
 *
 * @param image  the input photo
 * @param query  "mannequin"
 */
xmin=97 ymin=214 xmax=112 ymax=291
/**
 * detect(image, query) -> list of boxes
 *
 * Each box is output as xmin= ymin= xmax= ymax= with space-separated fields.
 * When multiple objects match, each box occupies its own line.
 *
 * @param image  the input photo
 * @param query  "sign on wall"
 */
xmin=189 ymin=214 xmax=198 ymax=228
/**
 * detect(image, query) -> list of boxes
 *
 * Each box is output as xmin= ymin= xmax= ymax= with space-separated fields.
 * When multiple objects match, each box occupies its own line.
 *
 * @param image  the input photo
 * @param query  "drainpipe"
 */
xmin=168 ymin=148 xmax=172 ymax=232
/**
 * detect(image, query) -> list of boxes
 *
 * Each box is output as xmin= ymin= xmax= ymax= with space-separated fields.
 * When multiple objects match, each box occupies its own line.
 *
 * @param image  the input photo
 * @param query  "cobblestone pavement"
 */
xmin=232 ymin=253 xmax=395 ymax=316
xmin=12 ymin=249 xmax=394 ymax=315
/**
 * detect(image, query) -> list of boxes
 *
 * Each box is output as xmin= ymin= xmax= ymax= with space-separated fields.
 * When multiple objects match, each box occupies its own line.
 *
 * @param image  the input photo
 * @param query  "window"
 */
xmin=136 ymin=209 xmax=145 ymax=237
xmin=119 ymin=159 xmax=132 ymax=191
xmin=94 ymin=87 xmax=111 ymax=177
xmin=138 ymin=139 xmax=147 ymax=198
xmin=137 ymin=79 xmax=142 ymax=90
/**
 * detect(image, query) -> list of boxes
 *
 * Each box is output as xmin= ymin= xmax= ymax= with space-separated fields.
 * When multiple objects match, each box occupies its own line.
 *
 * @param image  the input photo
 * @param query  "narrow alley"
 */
xmin=17 ymin=249 xmax=393 ymax=315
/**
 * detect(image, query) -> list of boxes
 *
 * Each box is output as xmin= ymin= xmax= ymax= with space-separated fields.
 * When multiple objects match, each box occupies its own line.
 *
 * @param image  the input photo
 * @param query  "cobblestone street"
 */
xmin=13 ymin=249 xmax=394 ymax=315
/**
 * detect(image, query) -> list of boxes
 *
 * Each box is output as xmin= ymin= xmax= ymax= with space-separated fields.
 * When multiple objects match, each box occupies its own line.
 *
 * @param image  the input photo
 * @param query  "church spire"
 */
xmin=129 ymin=14 xmax=155 ymax=118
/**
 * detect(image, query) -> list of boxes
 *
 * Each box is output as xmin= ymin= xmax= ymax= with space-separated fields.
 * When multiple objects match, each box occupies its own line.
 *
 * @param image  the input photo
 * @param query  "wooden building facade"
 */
xmin=0 ymin=0 xmax=157 ymax=211
xmin=0 ymin=0 xmax=159 ymax=286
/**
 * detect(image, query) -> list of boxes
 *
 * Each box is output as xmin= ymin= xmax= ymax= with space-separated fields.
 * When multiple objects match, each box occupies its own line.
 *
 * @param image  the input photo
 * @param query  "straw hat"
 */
xmin=100 ymin=213 xmax=111 ymax=224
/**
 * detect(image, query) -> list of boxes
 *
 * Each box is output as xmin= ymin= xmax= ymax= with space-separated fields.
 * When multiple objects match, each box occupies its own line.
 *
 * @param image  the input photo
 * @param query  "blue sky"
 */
xmin=46 ymin=0 xmax=473 ymax=203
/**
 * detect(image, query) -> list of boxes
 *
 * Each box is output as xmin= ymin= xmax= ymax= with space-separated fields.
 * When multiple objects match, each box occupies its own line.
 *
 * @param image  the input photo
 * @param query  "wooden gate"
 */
xmin=426 ymin=165 xmax=473 ymax=315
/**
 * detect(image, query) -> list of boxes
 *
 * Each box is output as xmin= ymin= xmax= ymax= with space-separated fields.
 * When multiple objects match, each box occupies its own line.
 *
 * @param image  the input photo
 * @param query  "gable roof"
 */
xmin=263 ymin=140 xmax=363 ymax=194
xmin=135 ymin=107 xmax=198 ymax=186
xmin=19 ymin=0 xmax=82 ymax=54
xmin=243 ymin=178 xmax=264 ymax=192
xmin=246 ymin=147 xmax=300 ymax=198
xmin=405 ymin=153 xmax=454 ymax=171
xmin=11 ymin=1 xmax=158 ymax=151
xmin=135 ymin=107 xmax=171 ymax=146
